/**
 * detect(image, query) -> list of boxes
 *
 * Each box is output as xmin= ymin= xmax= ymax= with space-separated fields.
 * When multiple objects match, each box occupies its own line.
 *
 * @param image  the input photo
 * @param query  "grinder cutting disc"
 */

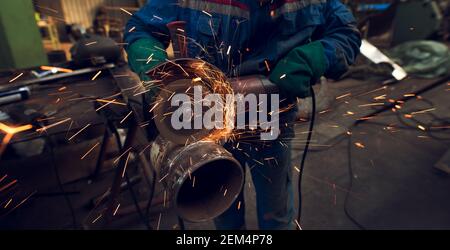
xmin=145 ymin=59 xmax=232 ymax=145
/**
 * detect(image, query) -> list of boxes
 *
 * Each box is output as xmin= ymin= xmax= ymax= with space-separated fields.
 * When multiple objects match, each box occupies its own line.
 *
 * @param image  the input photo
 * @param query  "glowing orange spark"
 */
xmin=40 ymin=66 xmax=73 ymax=73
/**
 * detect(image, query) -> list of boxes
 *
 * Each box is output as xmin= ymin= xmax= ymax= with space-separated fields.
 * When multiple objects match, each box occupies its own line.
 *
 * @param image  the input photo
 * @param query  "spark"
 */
xmin=95 ymin=99 xmax=119 ymax=112
xmin=113 ymin=204 xmax=121 ymax=216
xmin=40 ymin=66 xmax=73 ymax=73
xmin=157 ymin=213 xmax=162 ymax=230
xmin=91 ymin=71 xmax=102 ymax=81
xmin=294 ymin=166 xmax=301 ymax=173
xmin=237 ymin=201 xmax=242 ymax=210
xmin=202 ymin=10 xmax=212 ymax=17
xmin=114 ymin=147 xmax=133 ymax=164
xmin=418 ymin=125 xmax=426 ymax=131
xmin=96 ymin=99 xmax=127 ymax=106
xmin=85 ymin=41 xmax=97 ymax=46
xmin=226 ymin=45 xmax=232 ymax=55
xmin=410 ymin=108 xmax=436 ymax=115
xmin=81 ymin=142 xmax=100 ymax=160
xmin=264 ymin=60 xmax=271 ymax=72
xmin=357 ymin=86 xmax=388 ymax=97
xmin=0 ymin=180 xmax=17 ymax=193
xmin=152 ymin=15 xmax=162 ymax=21
xmin=374 ymin=94 xmax=387 ymax=100
xmin=120 ymin=111 xmax=133 ymax=124
xmin=336 ymin=93 xmax=351 ymax=100
xmin=9 ymin=73 xmax=24 ymax=83
xmin=68 ymin=124 xmax=91 ymax=141
xmin=128 ymin=26 xmax=136 ymax=32
xmin=4 ymin=198 xmax=12 ymax=209
xmin=92 ymin=214 xmax=103 ymax=224
xmin=295 ymin=219 xmax=302 ymax=230
xmin=37 ymin=118 xmax=71 ymax=133
xmin=121 ymin=152 xmax=132 ymax=178
xmin=355 ymin=142 xmax=365 ymax=149
xmin=120 ymin=8 xmax=133 ymax=16
xmin=164 ymin=191 xmax=167 ymax=208
xmin=358 ymin=103 xmax=385 ymax=107
xmin=280 ymin=74 xmax=286 ymax=79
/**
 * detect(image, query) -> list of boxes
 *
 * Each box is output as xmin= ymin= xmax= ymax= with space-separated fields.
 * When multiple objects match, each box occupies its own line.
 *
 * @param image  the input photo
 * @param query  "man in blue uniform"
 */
xmin=124 ymin=0 xmax=361 ymax=230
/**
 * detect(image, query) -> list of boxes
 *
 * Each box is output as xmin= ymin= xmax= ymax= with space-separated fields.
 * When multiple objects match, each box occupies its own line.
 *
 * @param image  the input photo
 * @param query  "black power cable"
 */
xmin=296 ymin=87 xmax=316 ymax=229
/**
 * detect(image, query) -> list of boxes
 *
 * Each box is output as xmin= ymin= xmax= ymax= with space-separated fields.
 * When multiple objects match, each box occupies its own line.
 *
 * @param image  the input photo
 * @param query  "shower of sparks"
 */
xmin=8 ymin=73 xmax=24 ymax=83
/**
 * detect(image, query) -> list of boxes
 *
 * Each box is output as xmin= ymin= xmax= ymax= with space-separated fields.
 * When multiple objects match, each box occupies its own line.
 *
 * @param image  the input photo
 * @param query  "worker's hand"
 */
xmin=127 ymin=37 xmax=168 ymax=101
xmin=269 ymin=41 xmax=327 ymax=98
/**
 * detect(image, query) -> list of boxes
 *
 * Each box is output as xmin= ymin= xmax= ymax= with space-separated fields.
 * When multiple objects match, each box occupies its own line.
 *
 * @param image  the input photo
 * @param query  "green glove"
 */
xmin=127 ymin=37 xmax=168 ymax=102
xmin=269 ymin=41 xmax=327 ymax=98
xmin=127 ymin=37 xmax=168 ymax=81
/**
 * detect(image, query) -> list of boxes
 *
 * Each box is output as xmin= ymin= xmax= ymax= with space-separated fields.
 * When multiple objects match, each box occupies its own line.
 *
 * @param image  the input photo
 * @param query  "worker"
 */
xmin=124 ymin=0 xmax=361 ymax=230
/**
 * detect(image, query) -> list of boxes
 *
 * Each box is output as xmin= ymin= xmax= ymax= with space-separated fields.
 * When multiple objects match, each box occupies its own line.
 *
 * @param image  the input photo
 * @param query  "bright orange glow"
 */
xmin=0 ymin=122 xmax=33 ymax=156
xmin=0 ymin=123 xmax=33 ymax=135
xmin=40 ymin=66 xmax=73 ymax=73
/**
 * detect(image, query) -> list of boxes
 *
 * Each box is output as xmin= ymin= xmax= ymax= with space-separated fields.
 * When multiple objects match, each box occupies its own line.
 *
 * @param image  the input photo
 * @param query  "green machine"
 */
xmin=0 ymin=0 xmax=48 ymax=70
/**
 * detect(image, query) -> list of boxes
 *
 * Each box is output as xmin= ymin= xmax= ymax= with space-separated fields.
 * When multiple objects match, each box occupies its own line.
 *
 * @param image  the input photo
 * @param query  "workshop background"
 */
xmin=0 ymin=0 xmax=449 ymax=230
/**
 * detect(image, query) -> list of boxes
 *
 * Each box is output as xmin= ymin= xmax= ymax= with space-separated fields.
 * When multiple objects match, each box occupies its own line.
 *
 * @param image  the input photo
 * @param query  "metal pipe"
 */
xmin=150 ymin=136 xmax=244 ymax=222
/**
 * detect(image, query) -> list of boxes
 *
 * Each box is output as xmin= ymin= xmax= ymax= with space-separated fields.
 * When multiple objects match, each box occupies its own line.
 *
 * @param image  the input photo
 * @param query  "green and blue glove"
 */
xmin=127 ymin=37 xmax=168 ymax=99
xmin=269 ymin=41 xmax=327 ymax=98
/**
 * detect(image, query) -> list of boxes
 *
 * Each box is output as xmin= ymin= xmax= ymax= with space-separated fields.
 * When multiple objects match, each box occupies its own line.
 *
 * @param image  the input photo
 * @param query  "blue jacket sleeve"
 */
xmin=124 ymin=0 xmax=180 ymax=49
xmin=320 ymin=0 xmax=361 ymax=79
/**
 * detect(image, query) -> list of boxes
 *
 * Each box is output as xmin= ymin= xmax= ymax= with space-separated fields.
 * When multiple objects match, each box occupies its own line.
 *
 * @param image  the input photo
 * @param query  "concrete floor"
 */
xmin=0 ymin=73 xmax=449 ymax=230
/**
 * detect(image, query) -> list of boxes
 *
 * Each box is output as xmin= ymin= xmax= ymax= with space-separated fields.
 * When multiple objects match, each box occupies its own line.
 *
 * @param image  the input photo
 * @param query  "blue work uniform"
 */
xmin=124 ymin=0 xmax=361 ymax=230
